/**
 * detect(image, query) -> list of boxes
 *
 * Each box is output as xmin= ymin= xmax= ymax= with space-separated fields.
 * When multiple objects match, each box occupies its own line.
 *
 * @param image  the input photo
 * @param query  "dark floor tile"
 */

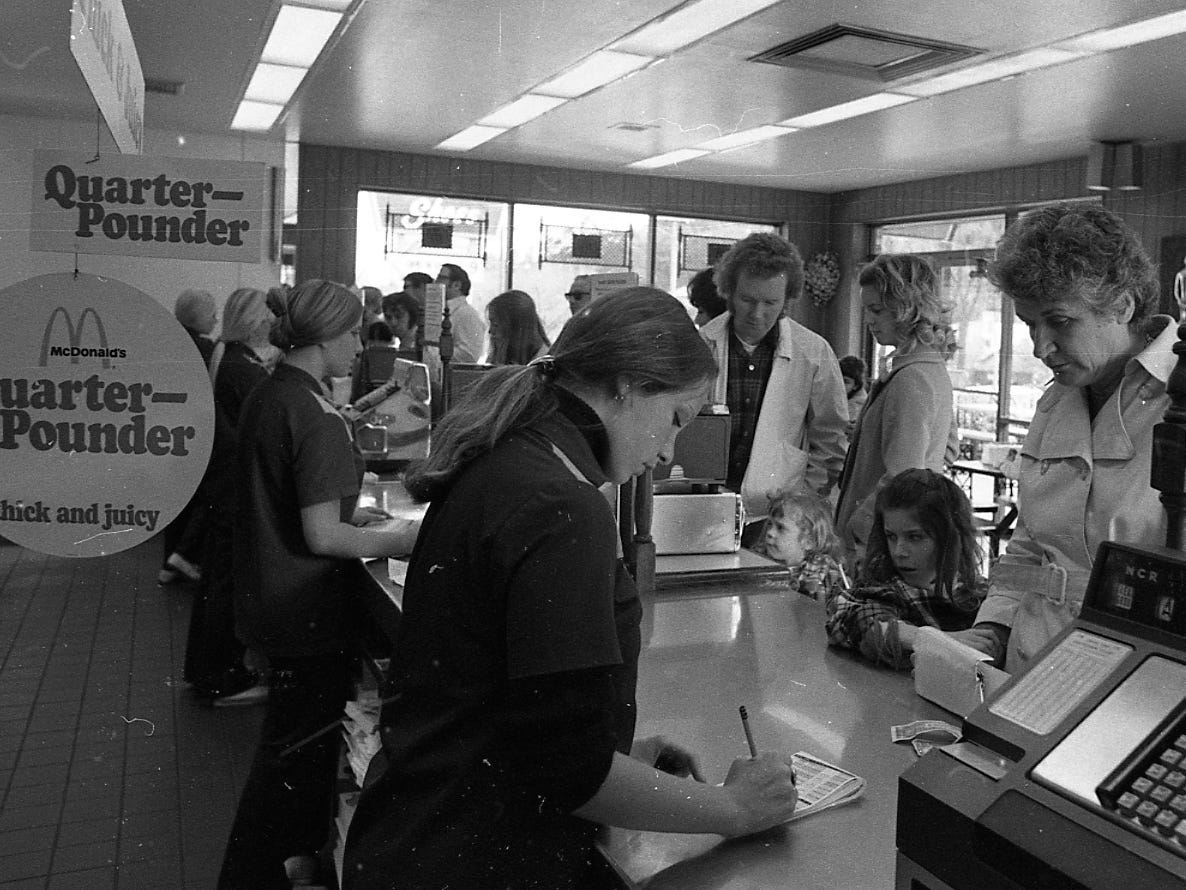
xmin=114 ymin=856 xmax=182 ymax=889
xmin=0 ymin=825 xmax=57 ymax=857
xmin=0 ymin=802 xmax=62 ymax=832
xmin=0 ymin=849 xmax=52 ymax=881
xmin=49 ymin=839 xmax=117 ymax=874
xmin=47 ymin=868 xmax=116 ymax=890
xmin=52 ymin=817 xmax=118 ymax=846
xmin=15 ymin=746 xmax=72 ymax=769
xmin=8 ymin=762 xmax=69 ymax=789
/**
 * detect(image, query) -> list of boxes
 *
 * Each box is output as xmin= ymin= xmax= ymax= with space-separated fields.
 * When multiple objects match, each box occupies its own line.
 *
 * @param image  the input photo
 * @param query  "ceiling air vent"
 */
xmin=749 ymin=23 xmax=980 ymax=82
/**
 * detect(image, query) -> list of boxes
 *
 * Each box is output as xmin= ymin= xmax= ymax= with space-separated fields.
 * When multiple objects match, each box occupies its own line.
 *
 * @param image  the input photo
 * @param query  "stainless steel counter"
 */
xmin=354 ymin=477 xmax=948 ymax=888
xmin=603 ymin=585 xmax=950 ymax=889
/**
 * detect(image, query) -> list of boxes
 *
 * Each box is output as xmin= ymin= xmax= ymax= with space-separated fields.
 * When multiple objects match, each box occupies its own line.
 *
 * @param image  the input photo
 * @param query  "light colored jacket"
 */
xmin=834 ymin=347 xmax=956 ymax=564
xmin=446 ymin=297 xmax=486 ymax=364
xmin=700 ymin=314 xmax=848 ymax=520
xmin=976 ymin=316 xmax=1177 ymax=671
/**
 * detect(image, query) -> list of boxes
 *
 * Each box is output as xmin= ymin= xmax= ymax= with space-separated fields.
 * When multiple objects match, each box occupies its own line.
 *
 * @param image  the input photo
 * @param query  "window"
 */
xmin=355 ymin=191 xmax=510 ymax=326
xmin=511 ymin=203 xmax=650 ymax=341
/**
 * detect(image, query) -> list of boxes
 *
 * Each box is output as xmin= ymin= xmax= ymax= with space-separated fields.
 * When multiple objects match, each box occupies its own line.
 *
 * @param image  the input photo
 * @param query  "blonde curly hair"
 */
xmin=859 ymin=254 xmax=957 ymax=359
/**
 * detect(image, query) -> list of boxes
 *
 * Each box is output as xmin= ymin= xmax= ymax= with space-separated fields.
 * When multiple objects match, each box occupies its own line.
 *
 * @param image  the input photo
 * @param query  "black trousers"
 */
xmin=217 ymin=651 xmax=352 ymax=890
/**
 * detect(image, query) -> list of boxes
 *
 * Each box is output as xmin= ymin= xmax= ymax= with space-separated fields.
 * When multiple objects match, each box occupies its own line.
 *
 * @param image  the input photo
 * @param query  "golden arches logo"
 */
xmin=38 ymin=306 xmax=110 ymax=369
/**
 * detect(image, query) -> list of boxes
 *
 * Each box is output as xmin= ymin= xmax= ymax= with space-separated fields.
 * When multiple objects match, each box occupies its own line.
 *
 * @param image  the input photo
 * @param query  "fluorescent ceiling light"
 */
xmin=245 ymin=63 xmax=309 ymax=105
xmin=696 ymin=124 xmax=797 ymax=151
xmin=897 ymin=48 xmax=1082 ymax=97
xmin=627 ymin=148 xmax=711 ymax=170
xmin=1055 ymin=10 xmax=1186 ymax=53
xmin=478 ymin=94 xmax=567 ymax=128
xmin=231 ymin=100 xmax=285 ymax=131
xmin=436 ymin=125 xmax=507 ymax=151
xmin=261 ymin=6 xmax=343 ymax=68
xmin=612 ymin=0 xmax=781 ymax=56
xmin=535 ymin=50 xmax=654 ymax=98
xmin=781 ymin=92 xmax=915 ymax=128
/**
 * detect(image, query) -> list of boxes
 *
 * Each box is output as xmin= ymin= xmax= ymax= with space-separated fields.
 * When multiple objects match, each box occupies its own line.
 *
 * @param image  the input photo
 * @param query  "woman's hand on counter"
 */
xmin=721 ymin=752 xmax=800 ymax=836
xmin=352 ymin=505 xmax=394 ymax=527
xmin=630 ymin=735 xmax=704 ymax=782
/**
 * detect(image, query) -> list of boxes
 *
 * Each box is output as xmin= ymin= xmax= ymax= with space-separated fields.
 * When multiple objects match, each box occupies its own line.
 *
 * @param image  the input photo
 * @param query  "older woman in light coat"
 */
xmin=953 ymin=204 xmax=1176 ymax=672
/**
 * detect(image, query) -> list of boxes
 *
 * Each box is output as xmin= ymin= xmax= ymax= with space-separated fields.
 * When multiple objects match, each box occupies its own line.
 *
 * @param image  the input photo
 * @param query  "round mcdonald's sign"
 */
xmin=0 ymin=273 xmax=214 ymax=557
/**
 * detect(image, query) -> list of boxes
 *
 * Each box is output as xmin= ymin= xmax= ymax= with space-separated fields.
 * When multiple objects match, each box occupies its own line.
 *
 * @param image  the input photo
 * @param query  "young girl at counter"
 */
xmin=825 ymin=469 xmax=986 ymax=670
xmin=759 ymin=488 xmax=846 ymax=601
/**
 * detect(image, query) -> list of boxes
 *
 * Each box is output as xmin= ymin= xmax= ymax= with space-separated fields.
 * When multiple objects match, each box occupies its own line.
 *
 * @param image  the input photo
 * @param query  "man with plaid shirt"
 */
xmin=699 ymin=233 xmax=848 ymax=546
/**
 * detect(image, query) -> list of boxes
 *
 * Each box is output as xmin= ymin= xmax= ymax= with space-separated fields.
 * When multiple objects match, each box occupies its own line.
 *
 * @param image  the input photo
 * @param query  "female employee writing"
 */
xmin=343 ymin=288 xmax=799 ymax=889
xmin=952 ymin=204 xmax=1176 ymax=671
xmin=217 ymin=280 xmax=418 ymax=890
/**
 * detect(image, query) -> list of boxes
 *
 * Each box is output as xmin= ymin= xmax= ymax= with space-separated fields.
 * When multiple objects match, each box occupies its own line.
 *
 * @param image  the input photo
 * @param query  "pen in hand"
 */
xmin=739 ymin=705 xmax=758 ymax=757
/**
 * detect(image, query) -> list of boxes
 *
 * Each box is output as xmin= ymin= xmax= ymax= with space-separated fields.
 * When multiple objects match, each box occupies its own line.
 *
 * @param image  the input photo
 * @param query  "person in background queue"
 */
xmin=688 ymin=266 xmax=727 ymax=328
xmin=343 ymin=288 xmax=799 ymax=890
xmin=700 ymin=233 xmax=848 ymax=545
xmin=217 ymin=279 xmax=418 ymax=890
xmin=565 ymin=274 xmax=593 ymax=315
xmin=951 ymin=203 xmax=1176 ymax=671
xmin=402 ymin=271 xmax=432 ymax=309
xmin=381 ymin=290 xmax=422 ymax=354
xmin=184 ymin=287 xmax=274 ymax=707
xmin=435 ymin=263 xmax=486 ymax=362
xmin=834 ymin=254 xmax=958 ymax=573
xmin=486 ymin=289 xmax=551 ymax=365
xmin=159 ymin=287 xmax=220 ymax=584
xmin=837 ymin=354 xmax=869 ymax=435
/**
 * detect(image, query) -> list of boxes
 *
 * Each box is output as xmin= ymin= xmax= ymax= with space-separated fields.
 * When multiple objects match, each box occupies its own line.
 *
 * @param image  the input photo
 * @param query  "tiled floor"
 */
xmin=0 ymin=537 xmax=264 ymax=889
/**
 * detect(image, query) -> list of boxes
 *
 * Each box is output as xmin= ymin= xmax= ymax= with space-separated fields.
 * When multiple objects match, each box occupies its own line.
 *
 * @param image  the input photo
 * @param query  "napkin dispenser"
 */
xmin=650 ymin=492 xmax=744 ymax=555
xmin=913 ymin=626 xmax=1010 ymax=718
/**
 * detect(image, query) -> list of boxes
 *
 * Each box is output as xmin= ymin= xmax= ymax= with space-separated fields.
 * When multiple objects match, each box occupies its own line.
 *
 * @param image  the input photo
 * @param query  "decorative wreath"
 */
xmin=804 ymin=251 xmax=841 ymax=307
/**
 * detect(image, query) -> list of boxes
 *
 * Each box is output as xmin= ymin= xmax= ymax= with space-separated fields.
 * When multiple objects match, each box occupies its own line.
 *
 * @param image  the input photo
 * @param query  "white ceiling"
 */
xmin=7 ymin=0 xmax=1186 ymax=193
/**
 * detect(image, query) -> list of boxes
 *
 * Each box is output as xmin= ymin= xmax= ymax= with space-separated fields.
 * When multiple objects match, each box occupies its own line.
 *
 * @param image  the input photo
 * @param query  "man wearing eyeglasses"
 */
xmin=434 ymin=264 xmax=486 ymax=363
xmin=564 ymin=275 xmax=593 ymax=316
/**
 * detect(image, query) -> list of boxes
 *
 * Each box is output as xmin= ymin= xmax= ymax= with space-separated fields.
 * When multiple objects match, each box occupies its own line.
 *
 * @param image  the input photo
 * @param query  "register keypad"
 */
xmin=1098 ymin=723 xmax=1186 ymax=852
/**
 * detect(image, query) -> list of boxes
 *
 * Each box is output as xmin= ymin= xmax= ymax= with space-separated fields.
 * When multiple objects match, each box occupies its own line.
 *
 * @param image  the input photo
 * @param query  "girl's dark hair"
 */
xmin=861 ymin=468 xmax=982 ymax=606
xmin=486 ymin=289 xmax=550 ymax=365
xmin=404 ymin=287 xmax=717 ymax=501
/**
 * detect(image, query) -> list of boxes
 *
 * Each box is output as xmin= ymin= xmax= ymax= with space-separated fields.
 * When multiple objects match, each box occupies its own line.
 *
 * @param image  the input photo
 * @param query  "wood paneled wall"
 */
xmin=295 ymin=143 xmax=832 ymax=292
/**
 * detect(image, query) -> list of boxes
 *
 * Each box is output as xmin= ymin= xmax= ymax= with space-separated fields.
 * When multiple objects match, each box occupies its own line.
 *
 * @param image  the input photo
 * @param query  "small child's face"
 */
xmin=765 ymin=514 xmax=806 ymax=566
xmin=882 ymin=507 xmax=937 ymax=589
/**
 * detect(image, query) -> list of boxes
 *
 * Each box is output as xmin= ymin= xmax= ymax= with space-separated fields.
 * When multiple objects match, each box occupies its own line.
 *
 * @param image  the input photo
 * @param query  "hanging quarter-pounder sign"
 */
xmin=0 ymin=273 xmax=215 ymax=557
xmin=29 ymin=150 xmax=268 ymax=263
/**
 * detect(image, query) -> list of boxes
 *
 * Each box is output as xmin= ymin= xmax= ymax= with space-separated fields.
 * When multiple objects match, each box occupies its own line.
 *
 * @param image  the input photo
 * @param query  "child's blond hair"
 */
xmin=760 ymin=488 xmax=841 ymax=561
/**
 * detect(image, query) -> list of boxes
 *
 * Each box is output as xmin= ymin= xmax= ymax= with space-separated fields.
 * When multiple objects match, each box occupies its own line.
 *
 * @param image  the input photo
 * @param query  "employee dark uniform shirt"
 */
xmin=233 ymin=362 xmax=364 ymax=657
xmin=343 ymin=388 xmax=642 ymax=890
